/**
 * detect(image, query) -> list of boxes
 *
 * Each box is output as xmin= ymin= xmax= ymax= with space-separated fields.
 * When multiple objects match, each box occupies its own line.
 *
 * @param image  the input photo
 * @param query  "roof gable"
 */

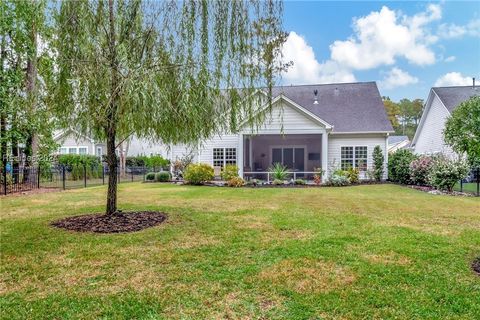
xmin=432 ymin=86 xmax=479 ymax=113
xmin=267 ymin=82 xmax=393 ymax=133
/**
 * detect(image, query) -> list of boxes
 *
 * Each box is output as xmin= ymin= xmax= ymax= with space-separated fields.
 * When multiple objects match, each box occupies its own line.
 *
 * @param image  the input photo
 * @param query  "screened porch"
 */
xmin=242 ymin=134 xmax=324 ymax=181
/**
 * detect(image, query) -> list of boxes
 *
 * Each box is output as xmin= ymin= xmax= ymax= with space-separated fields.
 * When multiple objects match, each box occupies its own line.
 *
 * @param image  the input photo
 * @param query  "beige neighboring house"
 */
xmin=53 ymin=129 xmax=107 ymax=157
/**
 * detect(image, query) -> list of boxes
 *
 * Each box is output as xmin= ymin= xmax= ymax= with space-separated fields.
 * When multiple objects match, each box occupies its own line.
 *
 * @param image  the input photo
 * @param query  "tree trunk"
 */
xmin=105 ymin=0 xmax=119 ymax=215
xmin=0 ymin=35 xmax=6 ymax=167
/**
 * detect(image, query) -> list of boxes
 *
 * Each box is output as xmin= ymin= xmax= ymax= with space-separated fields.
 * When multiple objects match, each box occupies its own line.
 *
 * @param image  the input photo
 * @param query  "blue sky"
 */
xmin=280 ymin=1 xmax=480 ymax=101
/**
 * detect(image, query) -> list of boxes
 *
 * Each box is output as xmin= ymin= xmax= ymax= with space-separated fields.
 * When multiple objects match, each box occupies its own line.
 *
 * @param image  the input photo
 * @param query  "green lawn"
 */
xmin=1 ymin=183 xmax=479 ymax=319
xmin=454 ymin=182 xmax=479 ymax=195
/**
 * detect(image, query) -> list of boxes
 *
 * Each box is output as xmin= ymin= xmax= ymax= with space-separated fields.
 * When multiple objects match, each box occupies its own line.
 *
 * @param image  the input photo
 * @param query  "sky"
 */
xmin=280 ymin=1 xmax=480 ymax=101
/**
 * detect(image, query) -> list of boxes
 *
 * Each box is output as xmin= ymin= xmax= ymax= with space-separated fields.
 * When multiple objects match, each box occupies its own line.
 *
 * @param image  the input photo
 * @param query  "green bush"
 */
xmin=345 ymin=167 xmax=359 ymax=184
xmin=155 ymin=171 xmax=171 ymax=182
xmin=227 ymin=176 xmax=244 ymax=187
xmin=325 ymin=174 xmax=350 ymax=186
xmin=409 ymin=156 xmax=434 ymax=186
xmin=294 ymin=179 xmax=306 ymax=185
xmin=372 ymin=145 xmax=384 ymax=181
xmin=145 ymin=172 xmax=156 ymax=181
xmin=388 ymin=149 xmax=417 ymax=184
xmin=58 ymin=154 xmax=101 ymax=167
xmin=220 ymin=164 xmax=239 ymax=180
xmin=268 ymin=163 xmax=289 ymax=180
xmin=184 ymin=163 xmax=214 ymax=185
xmin=428 ymin=156 xmax=469 ymax=192
xmin=272 ymin=179 xmax=284 ymax=185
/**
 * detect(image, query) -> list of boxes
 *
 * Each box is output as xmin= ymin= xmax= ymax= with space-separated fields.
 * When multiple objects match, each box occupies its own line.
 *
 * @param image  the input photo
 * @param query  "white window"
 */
xmin=96 ymin=147 xmax=102 ymax=157
xmin=78 ymin=147 xmax=88 ymax=155
xmin=341 ymin=146 xmax=367 ymax=171
xmin=68 ymin=147 xmax=77 ymax=154
xmin=59 ymin=147 xmax=67 ymax=154
xmin=213 ymin=148 xmax=237 ymax=168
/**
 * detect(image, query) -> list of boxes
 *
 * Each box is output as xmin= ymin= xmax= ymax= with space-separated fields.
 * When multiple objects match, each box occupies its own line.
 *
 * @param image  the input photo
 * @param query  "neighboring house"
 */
xmin=53 ymin=129 xmax=168 ymax=158
xmin=170 ymin=82 xmax=394 ymax=180
xmin=411 ymin=84 xmax=479 ymax=156
xmin=387 ymin=136 xmax=410 ymax=153
xmin=53 ymin=129 xmax=107 ymax=157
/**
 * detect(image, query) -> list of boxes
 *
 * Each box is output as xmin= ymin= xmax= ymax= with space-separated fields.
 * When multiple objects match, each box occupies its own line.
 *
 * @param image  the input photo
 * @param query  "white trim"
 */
xmin=340 ymin=145 xmax=368 ymax=171
xmin=59 ymin=146 xmax=89 ymax=155
xmin=54 ymin=128 xmax=95 ymax=143
xmin=331 ymin=131 xmax=393 ymax=135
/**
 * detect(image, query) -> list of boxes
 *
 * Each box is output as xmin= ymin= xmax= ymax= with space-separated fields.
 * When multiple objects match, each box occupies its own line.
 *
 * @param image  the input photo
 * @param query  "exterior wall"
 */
xmin=171 ymin=144 xmax=198 ymax=163
xmin=56 ymin=133 xmax=95 ymax=155
xmin=94 ymin=143 xmax=107 ymax=156
xmin=127 ymin=137 xmax=168 ymax=157
xmin=413 ymin=94 xmax=455 ymax=156
xmin=328 ymin=133 xmax=388 ymax=179
xmin=197 ymin=134 xmax=239 ymax=164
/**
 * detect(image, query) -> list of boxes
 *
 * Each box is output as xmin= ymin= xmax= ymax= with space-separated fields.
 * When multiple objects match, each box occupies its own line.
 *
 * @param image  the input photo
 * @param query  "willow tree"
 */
xmin=53 ymin=0 xmax=288 ymax=215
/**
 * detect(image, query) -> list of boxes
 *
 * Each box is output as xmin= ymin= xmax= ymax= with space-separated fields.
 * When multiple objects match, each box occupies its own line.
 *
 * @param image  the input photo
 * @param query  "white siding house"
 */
xmin=411 ymin=85 xmax=479 ymax=156
xmin=170 ymin=82 xmax=393 ymax=180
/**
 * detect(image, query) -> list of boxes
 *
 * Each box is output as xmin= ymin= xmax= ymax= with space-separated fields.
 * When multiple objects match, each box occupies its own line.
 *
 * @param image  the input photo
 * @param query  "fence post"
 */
xmin=102 ymin=165 xmax=105 ymax=185
xmin=37 ymin=165 xmax=41 ymax=189
xmin=3 ymin=164 xmax=7 ymax=195
xmin=62 ymin=165 xmax=66 ymax=190
xmin=477 ymin=168 xmax=480 ymax=197
xmin=131 ymin=169 xmax=134 ymax=182
xmin=84 ymin=164 xmax=87 ymax=188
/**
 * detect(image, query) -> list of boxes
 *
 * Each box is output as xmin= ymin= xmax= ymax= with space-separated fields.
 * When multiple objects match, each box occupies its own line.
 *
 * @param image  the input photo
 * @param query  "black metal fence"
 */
xmin=1 ymin=164 xmax=158 ymax=195
xmin=455 ymin=167 xmax=480 ymax=196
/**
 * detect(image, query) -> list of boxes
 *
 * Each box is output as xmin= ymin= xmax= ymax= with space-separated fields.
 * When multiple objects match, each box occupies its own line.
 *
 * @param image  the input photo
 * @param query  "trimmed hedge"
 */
xmin=155 ymin=172 xmax=171 ymax=182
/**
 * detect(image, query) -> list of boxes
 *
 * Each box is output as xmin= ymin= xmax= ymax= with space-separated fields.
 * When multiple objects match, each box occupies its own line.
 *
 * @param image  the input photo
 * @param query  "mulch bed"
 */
xmin=407 ymin=185 xmax=473 ymax=197
xmin=472 ymin=257 xmax=480 ymax=276
xmin=51 ymin=211 xmax=167 ymax=233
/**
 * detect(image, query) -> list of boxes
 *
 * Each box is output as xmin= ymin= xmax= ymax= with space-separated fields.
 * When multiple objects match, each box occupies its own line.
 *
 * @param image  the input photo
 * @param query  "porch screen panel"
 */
xmin=272 ymin=148 xmax=282 ymax=165
xmin=294 ymin=148 xmax=305 ymax=171
xmin=283 ymin=148 xmax=294 ymax=169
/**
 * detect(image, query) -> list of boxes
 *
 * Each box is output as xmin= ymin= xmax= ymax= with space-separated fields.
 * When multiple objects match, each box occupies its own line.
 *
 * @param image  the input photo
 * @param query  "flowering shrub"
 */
xmin=388 ymin=149 xmax=417 ymax=184
xmin=184 ymin=163 xmax=214 ymax=185
xmin=409 ymin=156 xmax=433 ymax=186
xmin=221 ymin=164 xmax=239 ymax=180
xmin=428 ymin=156 xmax=469 ymax=191
xmin=227 ymin=176 xmax=244 ymax=187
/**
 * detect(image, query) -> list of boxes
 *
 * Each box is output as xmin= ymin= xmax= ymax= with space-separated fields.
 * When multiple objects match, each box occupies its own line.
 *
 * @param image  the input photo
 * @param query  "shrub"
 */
xmin=294 ymin=179 xmax=306 ymax=185
xmin=428 ymin=156 xmax=469 ymax=192
xmin=388 ymin=149 xmax=417 ymax=184
xmin=409 ymin=156 xmax=434 ymax=186
xmin=227 ymin=176 xmax=244 ymax=187
xmin=183 ymin=163 xmax=214 ymax=185
xmin=155 ymin=171 xmax=171 ymax=182
xmin=345 ymin=167 xmax=359 ymax=184
xmin=325 ymin=174 xmax=350 ymax=186
xmin=221 ymin=164 xmax=239 ymax=180
xmin=272 ymin=179 xmax=284 ymax=185
xmin=145 ymin=172 xmax=156 ymax=181
xmin=372 ymin=145 xmax=384 ymax=181
xmin=268 ymin=163 xmax=289 ymax=180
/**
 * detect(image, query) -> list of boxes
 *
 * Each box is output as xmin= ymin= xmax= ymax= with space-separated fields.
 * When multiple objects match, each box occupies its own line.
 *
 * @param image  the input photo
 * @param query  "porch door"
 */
xmin=271 ymin=147 xmax=305 ymax=171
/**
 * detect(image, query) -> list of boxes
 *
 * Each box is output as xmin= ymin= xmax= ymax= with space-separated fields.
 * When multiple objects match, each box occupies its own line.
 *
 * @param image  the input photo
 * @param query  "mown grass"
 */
xmin=1 ymin=183 xmax=479 ymax=319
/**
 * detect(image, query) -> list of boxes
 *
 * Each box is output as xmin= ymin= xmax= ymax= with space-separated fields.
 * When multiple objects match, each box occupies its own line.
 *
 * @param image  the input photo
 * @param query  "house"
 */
xmin=53 ymin=129 xmax=168 ymax=158
xmin=387 ymin=135 xmax=410 ymax=153
xmin=170 ymin=82 xmax=394 ymax=180
xmin=411 ymin=83 xmax=479 ymax=156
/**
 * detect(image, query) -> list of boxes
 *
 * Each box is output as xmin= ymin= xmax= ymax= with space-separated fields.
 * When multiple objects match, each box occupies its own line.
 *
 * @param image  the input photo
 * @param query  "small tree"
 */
xmin=372 ymin=145 xmax=384 ymax=181
xmin=444 ymin=96 xmax=480 ymax=168
xmin=388 ymin=149 xmax=417 ymax=184
xmin=53 ymin=0 xmax=288 ymax=215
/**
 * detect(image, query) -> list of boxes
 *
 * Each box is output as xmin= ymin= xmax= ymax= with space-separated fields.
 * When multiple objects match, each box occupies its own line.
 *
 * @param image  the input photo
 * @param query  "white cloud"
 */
xmin=380 ymin=67 xmax=419 ymax=89
xmin=281 ymin=32 xmax=355 ymax=84
xmin=438 ymin=19 xmax=480 ymax=39
xmin=329 ymin=5 xmax=441 ymax=70
xmin=434 ymin=72 xmax=473 ymax=87
xmin=444 ymin=56 xmax=456 ymax=62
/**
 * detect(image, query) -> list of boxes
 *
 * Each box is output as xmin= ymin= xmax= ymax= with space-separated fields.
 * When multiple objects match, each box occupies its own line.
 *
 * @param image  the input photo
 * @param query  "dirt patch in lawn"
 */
xmin=51 ymin=211 xmax=167 ymax=233
xmin=258 ymin=258 xmax=356 ymax=293
xmin=472 ymin=257 xmax=480 ymax=276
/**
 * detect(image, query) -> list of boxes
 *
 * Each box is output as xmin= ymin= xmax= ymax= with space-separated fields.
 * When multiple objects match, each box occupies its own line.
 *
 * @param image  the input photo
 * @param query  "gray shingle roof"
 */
xmin=269 ymin=82 xmax=393 ymax=133
xmin=432 ymin=86 xmax=480 ymax=113
xmin=388 ymin=135 xmax=409 ymax=145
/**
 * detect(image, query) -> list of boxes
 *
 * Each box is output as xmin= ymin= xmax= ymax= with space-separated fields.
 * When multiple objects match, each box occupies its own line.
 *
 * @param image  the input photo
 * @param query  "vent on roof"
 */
xmin=313 ymin=89 xmax=319 ymax=104
xmin=473 ymin=77 xmax=476 ymax=89
xmin=334 ymin=87 xmax=339 ymax=96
